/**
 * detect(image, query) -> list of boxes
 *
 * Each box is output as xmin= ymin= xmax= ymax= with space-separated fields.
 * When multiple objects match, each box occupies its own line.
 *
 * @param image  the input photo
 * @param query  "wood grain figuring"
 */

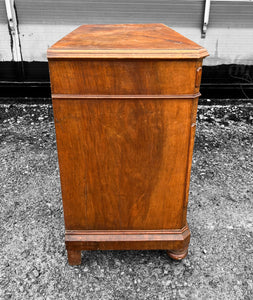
xmin=65 ymin=225 xmax=190 ymax=251
xmin=48 ymin=24 xmax=208 ymax=264
xmin=47 ymin=24 xmax=209 ymax=59
xmin=53 ymin=98 xmax=194 ymax=230
xmin=49 ymin=59 xmax=198 ymax=95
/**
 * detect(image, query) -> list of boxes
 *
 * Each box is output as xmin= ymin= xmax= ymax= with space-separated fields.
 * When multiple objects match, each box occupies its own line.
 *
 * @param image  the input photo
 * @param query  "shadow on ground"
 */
xmin=0 ymin=102 xmax=252 ymax=299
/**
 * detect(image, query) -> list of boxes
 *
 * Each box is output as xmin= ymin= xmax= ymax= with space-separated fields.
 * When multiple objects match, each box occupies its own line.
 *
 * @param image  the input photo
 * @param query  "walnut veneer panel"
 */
xmin=49 ymin=60 xmax=197 ymax=95
xmin=47 ymin=23 xmax=208 ymax=59
xmin=53 ymin=98 xmax=194 ymax=231
xmin=48 ymin=23 xmax=208 ymax=265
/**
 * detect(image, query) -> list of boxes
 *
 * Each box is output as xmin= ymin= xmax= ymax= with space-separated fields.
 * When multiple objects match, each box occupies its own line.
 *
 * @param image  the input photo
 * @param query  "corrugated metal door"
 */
xmin=1 ymin=0 xmax=253 ymax=65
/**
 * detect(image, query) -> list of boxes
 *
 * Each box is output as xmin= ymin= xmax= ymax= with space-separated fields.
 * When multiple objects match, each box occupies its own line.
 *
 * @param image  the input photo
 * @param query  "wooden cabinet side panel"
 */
xmin=53 ymin=98 xmax=192 ymax=231
xmin=49 ymin=59 xmax=197 ymax=96
xmin=181 ymin=59 xmax=203 ymax=223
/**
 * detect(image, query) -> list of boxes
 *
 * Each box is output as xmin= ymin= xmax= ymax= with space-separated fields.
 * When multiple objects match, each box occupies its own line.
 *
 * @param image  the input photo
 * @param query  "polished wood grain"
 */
xmin=47 ymin=23 xmax=208 ymax=59
xmin=49 ymin=59 xmax=198 ymax=95
xmin=65 ymin=225 xmax=190 ymax=250
xmin=53 ymin=98 xmax=195 ymax=231
xmin=48 ymin=24 xmax=208 ymax=265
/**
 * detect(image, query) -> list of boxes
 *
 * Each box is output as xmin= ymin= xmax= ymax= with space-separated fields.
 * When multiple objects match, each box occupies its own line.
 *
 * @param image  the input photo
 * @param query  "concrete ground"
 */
xmin=0 ymin=101 xmax=252 ymax=300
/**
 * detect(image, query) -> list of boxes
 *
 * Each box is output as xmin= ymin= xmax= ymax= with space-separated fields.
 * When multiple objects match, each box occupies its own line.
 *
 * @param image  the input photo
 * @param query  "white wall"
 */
xmin=0 ymin=1 xmax=12 ymax=60
xmin=1 ymin=0 xmax=253 ymax=65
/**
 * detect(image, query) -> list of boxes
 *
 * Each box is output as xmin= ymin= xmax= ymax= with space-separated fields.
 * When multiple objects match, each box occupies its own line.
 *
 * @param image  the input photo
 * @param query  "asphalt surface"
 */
xmin=0 ymin=101 xmax=252 ymax=299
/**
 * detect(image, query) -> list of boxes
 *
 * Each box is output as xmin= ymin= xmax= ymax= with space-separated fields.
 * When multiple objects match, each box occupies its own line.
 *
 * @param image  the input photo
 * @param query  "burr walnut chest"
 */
xmin=47 ymin=24 xmax=208 ymax=265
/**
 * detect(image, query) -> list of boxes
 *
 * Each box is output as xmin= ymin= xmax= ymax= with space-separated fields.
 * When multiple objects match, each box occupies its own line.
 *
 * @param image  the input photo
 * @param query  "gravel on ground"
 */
xmin=0 ymin=101 xmax=252 ymax=300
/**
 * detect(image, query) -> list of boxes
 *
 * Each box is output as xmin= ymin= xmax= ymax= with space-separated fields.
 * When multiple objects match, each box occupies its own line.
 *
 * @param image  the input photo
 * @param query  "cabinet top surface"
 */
xmin=47 ymin=23 xmax=209 ymax=59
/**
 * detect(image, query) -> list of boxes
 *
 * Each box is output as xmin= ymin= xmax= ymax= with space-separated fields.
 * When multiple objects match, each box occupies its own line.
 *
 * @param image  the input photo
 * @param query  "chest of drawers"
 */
xmin=47 ymin=24 xmax=208 ymax=265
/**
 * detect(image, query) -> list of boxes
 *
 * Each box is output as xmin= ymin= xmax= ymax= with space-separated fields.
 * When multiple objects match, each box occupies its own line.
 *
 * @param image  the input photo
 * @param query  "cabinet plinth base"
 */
xmin=65 ymin=225 xmax=190 ymax=265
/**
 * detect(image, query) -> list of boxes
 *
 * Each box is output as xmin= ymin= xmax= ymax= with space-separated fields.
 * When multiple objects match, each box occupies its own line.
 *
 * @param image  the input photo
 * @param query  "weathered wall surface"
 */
xmin=1 ymin=0 xmax=253 ymax=65
xmin=0 ymin=1 xmax=12 ymax=61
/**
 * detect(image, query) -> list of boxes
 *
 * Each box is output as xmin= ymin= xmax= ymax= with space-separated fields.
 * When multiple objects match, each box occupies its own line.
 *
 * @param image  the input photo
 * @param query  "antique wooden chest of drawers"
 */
xmin=47 ymin=24 xmax=208 ymax=265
